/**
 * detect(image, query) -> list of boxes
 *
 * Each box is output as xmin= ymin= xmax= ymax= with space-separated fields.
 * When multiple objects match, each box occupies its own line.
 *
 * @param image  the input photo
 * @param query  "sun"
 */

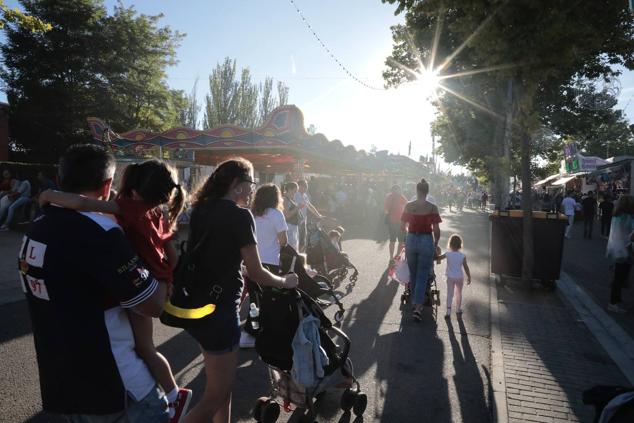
xmin=412 ymin=70 xmax=441 ymax=99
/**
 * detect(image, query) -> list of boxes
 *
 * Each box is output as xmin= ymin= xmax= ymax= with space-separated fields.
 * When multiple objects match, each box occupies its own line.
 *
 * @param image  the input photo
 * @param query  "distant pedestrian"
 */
xmin=582 ymin=191 xmax=597 ymax=239
xmin=0 ymin=173 xmax=31 ymax=231
xmin=295 ymin=179 xmax=322 ymax=253
xmin=605 ymin=195 xmax=634 ymax=314
xmin=385 ymin=184 xmax=407 ymax=263
xmin=599 ymin=195 xmax=614 ymax=238
xmin=561 ymin=191 xmax=581 ymax=239
xmin=480 ymin=191 xmax=488 ymax=211
xmin=283 ymin=182 xmax=301 ymax=250
xmin=437 ymin=234 xmax=471 ymax=318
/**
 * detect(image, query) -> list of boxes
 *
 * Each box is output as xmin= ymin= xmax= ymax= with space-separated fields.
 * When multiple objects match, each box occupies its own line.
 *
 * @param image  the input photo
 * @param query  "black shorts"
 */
xmin=185 ymin=308 xmax=240 ymax=354
xmin=388 ymin=221 xmax=405 ymax=243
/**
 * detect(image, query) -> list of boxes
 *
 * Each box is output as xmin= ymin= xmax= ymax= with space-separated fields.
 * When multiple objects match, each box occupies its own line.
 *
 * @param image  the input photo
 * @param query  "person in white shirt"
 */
xmin=295 ymin=179 xmax=322 ymax=252
xmin=252 ymin=184 xmax=288 ymax=267
xmin=437 ymin=234 xmax=471 ymax=318
xmin=560 ymin=191 xmax=581 ymax=239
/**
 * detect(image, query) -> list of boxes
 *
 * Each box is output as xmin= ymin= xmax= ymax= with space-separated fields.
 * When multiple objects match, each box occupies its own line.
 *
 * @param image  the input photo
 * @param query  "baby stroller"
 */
xmin=279 ymin=245 xmax=346 ymax=326
xmin=306 ymin=221 xmax=359 ymax=285
xmin=250 ymin=287 xmax=366 ymax=423
xmin=583 ymin=385 xmax=634 ymax=422
xmin=390 ymin=248 xmax=441 ymax=309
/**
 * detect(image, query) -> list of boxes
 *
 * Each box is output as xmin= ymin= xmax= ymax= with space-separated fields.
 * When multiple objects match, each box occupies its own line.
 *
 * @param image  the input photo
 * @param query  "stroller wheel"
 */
xmin=334 ymin=310 xmax=345 ymax=324
xmin=353 ymin=392 xmax=368 ymax=416
xmin=341 ymin=388 xmax=357 ymax=412
xmin=260 ymin=400 xmax=280 ymax=423
xmin=299 ymin=413 xmax=317 ymax=423
xmin=253 ymin=397 xmax=268 ymax=422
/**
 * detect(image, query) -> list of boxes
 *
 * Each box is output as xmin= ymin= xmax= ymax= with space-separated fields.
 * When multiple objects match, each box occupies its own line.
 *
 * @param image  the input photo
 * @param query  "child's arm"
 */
xmin=435 ymin=245 xmax=446 ymax=261
xmin=463 ymin=257 xmax=472 ymax=284
xmin=164 ymin=240 xmax=179 ymax=271
xmin=39 ymin=189 xmax=120 ymax=214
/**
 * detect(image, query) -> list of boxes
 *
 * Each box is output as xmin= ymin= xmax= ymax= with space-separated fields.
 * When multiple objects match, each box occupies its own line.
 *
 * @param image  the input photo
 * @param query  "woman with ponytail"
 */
xmin=40 ymin=159 xmax=192 ymax=421
xmin=182 ymin=158 xmax=298 ymax=423
xmin=400 ymin=178 xmax=442 ymax=322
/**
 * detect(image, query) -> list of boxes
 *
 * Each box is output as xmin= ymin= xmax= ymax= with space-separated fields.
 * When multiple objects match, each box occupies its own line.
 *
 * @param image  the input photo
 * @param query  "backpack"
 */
xmin=160 ymin=223 xmax=216 ymax=329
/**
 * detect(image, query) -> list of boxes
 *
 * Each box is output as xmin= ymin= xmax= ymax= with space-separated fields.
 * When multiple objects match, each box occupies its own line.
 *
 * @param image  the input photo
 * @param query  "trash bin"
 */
xmin=490 ymin=210 xmax=567 ymax=284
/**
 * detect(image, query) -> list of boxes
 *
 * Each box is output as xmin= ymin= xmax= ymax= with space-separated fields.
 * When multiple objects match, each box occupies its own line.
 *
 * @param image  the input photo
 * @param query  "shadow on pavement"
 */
xmin=445 ymin=317 xmax=488 ymax=422
xmin=0 ymin=299 xmax=33 ymax=343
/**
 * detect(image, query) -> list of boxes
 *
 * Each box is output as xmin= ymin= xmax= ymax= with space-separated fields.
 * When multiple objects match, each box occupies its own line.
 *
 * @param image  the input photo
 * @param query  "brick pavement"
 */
xmin=561 ymin=221 xmax=634 ymax=338
xmin=495 ymin=279 xmax=629 ymax=423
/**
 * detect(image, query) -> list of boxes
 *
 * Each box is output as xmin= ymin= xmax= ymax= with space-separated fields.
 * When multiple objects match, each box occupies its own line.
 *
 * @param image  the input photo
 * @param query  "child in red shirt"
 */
xmin=40 ymin=160 xmax=191 ymax=422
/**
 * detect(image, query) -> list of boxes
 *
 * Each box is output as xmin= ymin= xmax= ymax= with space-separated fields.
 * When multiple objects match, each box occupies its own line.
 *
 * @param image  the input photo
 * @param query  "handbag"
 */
xmin=160 ymin=222 xmax=217 ymax=328
xmin=389 ymin=249 xmax=410 ymax=285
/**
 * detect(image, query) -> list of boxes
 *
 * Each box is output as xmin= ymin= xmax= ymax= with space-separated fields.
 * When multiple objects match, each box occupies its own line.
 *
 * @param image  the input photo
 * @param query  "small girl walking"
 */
xmin=438 ymin=234 xmax=471 ymax=318
xmin=40 ymin=160 xmax=192 ymax=422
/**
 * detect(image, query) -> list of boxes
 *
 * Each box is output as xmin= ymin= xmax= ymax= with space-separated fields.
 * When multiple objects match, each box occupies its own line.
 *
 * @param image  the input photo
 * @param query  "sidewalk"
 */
xmin=561 ymin=221 xmax=634 ymax=338
xmin=0 ymin=231 xmax=24 ymax=306
xmin=493 ymin=275 xmax=630 ymax=423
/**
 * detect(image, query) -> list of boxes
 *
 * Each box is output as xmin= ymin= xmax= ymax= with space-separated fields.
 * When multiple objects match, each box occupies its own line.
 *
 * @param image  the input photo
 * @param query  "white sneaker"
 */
xmin=239 ymin=331 xmax=256 ymax=348
xmin=0 ymin=226 xmax=8 ymax=232
xmin=607 ymin=303 xmax=628 ymax=314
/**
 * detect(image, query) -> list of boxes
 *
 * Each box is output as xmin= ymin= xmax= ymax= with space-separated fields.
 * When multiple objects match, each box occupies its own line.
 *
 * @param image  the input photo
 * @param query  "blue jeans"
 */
xmin=406 ymin=233 xmax=435 ymax=306
xmin=64 ymin=385 xmax=169 ymax=423
xmin=1 ymin=196 xmax=31 ymax=227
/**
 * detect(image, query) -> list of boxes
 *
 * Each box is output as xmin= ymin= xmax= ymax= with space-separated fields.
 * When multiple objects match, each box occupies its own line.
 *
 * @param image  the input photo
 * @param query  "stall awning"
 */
xmin=551 ymin=175 xmax=575 ymax=186
xmin=534 ymin=174 xmax=560 ymax=187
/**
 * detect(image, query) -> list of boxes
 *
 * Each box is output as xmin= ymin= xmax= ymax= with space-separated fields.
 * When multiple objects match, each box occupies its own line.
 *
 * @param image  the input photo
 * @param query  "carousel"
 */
xmin=87 ymin=105 xmax=429 ymax=185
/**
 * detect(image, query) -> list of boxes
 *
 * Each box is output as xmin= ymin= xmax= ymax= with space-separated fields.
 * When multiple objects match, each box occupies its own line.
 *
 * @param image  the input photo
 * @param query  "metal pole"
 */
xmin=431 ymin=133 xmax=436 ymax=174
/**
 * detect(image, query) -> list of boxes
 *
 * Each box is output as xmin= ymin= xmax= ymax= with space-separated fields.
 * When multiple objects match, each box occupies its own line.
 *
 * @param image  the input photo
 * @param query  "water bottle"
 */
xmin=249 ymin=303 xmax=260 ymax=331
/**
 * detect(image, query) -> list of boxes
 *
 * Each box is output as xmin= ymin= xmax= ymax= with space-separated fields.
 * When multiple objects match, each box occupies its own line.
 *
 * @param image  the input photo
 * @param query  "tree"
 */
xmin=179 ymin=78 xmax=200 ymax=129
xmin=203 ymin=57 xmax=291 ymax=129
xmin=258 ymin=77 xmax=275 ymax=125
xmin=1 ymin=0 xmax=184 ymax=162
xmin=277 ymin=81 xmax=289 ymax=106
xmin=0 ymin=0 xmax=50 ymax=32
xmin=383 ymin=0 xmax=634 ymax=282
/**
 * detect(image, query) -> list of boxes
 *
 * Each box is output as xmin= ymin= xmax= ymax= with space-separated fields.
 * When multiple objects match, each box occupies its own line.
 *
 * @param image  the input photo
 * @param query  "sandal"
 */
xmin=413 ymin=310 xmax=422 ymax=322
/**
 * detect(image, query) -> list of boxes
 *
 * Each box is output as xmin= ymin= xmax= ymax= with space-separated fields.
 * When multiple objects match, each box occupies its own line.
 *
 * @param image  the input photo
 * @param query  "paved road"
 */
xmin=561 ymin=221 xmax=634 ymax=338
xmin=1 ymin=210 xmax=493 ymax=423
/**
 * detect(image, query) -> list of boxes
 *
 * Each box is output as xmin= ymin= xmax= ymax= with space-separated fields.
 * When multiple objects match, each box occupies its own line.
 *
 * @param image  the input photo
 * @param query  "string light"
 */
xmin=288 ymin=0 xmax=386 ymax=91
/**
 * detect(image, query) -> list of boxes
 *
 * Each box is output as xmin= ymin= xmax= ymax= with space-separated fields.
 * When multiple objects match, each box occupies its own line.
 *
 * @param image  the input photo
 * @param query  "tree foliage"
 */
xmin=384 ymin=0 xmax=634 ymax=187
xmin=0 ymin=0 xmax=50 ymax=32
xmin=1 ymin=0 xmax=184 ymax=162
xmin=203 ymin=57 xmax=290 ymax=129
xmin=384 ymin=0 xmax=634 ymax=281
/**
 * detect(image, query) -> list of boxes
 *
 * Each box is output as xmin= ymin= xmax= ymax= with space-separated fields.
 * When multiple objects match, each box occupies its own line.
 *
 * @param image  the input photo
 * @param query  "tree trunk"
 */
xmin=520 ymin=128 xmax=534 ymax=284
xmin=500 ymin=79 xmax=514 ymax=209
xmin=490 ymin=79 xmax=513 ymax=210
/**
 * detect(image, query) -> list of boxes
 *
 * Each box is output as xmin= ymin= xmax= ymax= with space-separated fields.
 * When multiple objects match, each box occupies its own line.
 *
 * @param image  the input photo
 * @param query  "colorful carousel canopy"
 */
xmin=87 ymin=105 xmax=429 ymax=177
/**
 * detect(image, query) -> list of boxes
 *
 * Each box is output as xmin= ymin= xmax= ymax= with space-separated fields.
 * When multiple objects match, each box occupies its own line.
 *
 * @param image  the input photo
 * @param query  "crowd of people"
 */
xmin=17 ymin=142 xmax=485 ymax=422
xmin=0 ymin=169 xmax=56 ymax=231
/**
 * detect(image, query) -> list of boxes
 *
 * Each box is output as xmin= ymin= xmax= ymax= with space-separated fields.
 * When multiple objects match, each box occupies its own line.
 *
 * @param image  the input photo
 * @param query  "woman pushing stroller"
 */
xmin=400 ymin=178 xmax=442 ymax=322
xmin=178 ymin=159 xmax=298 ymax=423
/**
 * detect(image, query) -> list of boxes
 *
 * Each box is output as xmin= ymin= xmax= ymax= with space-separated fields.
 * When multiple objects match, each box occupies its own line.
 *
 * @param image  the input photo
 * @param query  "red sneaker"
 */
xmin=169 ymin=388 xmax=192 ymax=423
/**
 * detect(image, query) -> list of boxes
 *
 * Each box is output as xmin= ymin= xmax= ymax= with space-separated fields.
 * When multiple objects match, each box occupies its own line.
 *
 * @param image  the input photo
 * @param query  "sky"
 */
xmin=3 ymin=0 xmax=634 ymax=172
